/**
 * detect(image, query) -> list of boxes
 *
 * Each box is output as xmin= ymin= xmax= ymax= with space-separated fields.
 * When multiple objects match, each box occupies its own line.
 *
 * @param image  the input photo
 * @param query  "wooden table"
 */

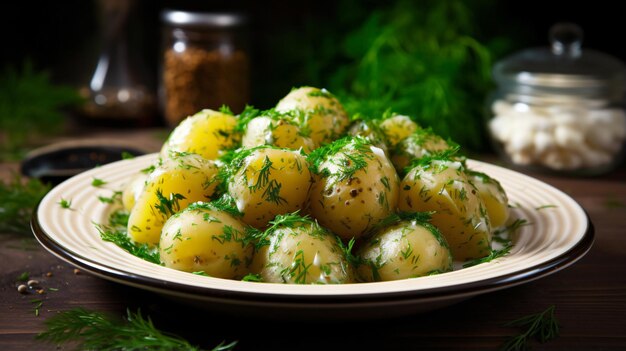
xmin=1 ymin=130 xmax=625 ymax=350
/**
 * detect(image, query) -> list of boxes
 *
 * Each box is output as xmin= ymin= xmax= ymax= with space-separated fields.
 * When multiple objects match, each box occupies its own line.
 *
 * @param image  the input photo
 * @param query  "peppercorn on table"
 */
xmin=0 ymin=129 xmax=625 ymax=350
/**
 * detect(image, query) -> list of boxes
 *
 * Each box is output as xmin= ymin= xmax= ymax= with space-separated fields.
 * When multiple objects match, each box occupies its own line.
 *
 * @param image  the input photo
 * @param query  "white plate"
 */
xmin=32 ymin=154 xmax=593 ymax=319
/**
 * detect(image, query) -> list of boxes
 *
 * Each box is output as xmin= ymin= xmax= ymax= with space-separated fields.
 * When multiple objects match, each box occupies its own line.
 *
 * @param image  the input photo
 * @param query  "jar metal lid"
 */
xmin=161 ymin=10 xmax=247 ymax=27
xmin=493 ymin=23 xmax=625 ymax=90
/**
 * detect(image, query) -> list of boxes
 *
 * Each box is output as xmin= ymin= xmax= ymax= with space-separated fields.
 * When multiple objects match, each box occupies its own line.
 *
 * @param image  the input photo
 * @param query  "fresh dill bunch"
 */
xmin=501 ymin=305 xmax=560 ymax=350
xmin=273 ymin=0 xmax=503 ymax=151
xmin=0 ymin=174 xmax=51 ymax=235
xmin=37 ymin=308 xmax=237 ymax=351
xmin=0 ymin=61 xmax=82 ymax=160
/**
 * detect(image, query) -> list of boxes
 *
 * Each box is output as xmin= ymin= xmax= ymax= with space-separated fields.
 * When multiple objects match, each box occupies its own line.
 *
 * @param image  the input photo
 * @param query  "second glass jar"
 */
xmin=160 ymin=10 xmax=250 ymax=126
xmin=487 ymin=23 xmax=626 ymax=176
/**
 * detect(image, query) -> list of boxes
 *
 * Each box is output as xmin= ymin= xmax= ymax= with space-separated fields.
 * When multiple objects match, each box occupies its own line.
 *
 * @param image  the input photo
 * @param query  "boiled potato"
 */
xmin=128 ymin=153 xmax=219 ymax=245
xmin=275 ymin=87 xmax=349 ymax=145
xmin=242 ymin=115 xmax=316 ymax=153
xmin=391 ymin=128 xmax=455 ymax=174
xmin=122 ymin=171 xmax=148 ymax=211
xmin=358 ymin=219 xmax=453 ymax=281
xmin=347 ymin=119 xmax=388 ymax=154
xmin=160 ymin=202 xmax=253 ymax=279
xmin=308 ymin=137 xmax=400 ymax=241
xmin=251 ymin=213 xmax=353 ymax=284
xmin=379 ymin=114 xmax=419 ymax=147
xmin=161 ymin=109 xmax=239 ymax=160
xmin=228 ymin=147 xmax=312 ymax=228
xmin=466 ymin=170 xmax=509 ymax=228
xmin=398 ymin=159 xmax=491 ymax=260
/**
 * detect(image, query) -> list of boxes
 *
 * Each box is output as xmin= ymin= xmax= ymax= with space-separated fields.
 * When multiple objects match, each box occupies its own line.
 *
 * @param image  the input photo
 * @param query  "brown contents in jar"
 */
xmin=163 ymin=47 xmax=249 ymax=126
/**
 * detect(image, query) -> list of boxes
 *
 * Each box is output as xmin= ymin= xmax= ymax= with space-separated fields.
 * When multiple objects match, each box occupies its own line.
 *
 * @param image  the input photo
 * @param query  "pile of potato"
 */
xmin=121 ymin=87 xmax=510 ymax=284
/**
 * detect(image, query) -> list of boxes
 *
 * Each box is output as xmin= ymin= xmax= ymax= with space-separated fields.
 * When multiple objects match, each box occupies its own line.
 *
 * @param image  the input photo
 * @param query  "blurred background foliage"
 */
xmin=0 ymin=0 xmax=624 ymax=153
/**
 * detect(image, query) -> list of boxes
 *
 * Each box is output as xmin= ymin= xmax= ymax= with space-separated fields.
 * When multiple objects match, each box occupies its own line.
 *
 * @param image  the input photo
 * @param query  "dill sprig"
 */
xmin=501 ymin=306 xmax=560 ymax=351
xmin=0 ymin=61 xmax=83 ymax=160
xmin=95 ymin=209 xmax=160 ymax=264
xmin=37 ymin=308 xmax=237 ymax=351
xmin=155 ymin=189 xmax=186 ymax=217
xmin=0 ymin=174 xmax=51 ymax=235
xmin=462 ymin=243 xmax=512 ymax=268
xmin=464 ymin=218 xmax=529 ymax=268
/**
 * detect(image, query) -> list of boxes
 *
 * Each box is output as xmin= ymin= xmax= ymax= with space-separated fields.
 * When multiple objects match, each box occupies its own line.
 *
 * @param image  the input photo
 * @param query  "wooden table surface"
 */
xmin=1 ymin=129 xmax=625 ymax=351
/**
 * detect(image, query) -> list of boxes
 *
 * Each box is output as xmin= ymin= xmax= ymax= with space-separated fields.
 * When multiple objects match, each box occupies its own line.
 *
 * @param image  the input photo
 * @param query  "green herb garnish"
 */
xmin=17 ymin=271 xmax=30 ymax=282
xmin=462 ymin=243 xmax=512 ymax=268
xmin=91 ymin=178 xmax=107 ymax=187
xmin=98 ymin=191 xmax=123 ymax=205
xmin=37 ymin=308 xmax=237 ymax=351
xmin=0 ymin=175 xmax=50 ymax=235
xmin=535 ymin=204 xmax=557 ymax=211
xmin=501 ymin=305 xmax=560 ymax=350
xmin=31 ymin=299 xmax=43 ymax=317
xmin=154 ymin=189 xmax=186 ymax=217
xmin=95 ymin=210 xmax=160 ymax=265
xmin=58 ymin=198 xmax=72 ymax=210
xmin=242 ymin=273 xmax=263 ymax=282
xmin=0 ymin=61 xmax=82 ymax=160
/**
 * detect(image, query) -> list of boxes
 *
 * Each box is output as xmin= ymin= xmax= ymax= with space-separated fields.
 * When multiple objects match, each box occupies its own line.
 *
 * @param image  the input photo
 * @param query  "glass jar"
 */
xmin=160 ymin=10 xmax=250 ymax=127
xmin=487 ymin=23 xmax=626 ymax=176
xmin=78 ymin=0 xmax=157 ymax=127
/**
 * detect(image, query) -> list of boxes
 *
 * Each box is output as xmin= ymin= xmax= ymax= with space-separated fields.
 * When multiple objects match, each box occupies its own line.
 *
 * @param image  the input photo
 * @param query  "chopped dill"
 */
xmin=58 ymin=198 xmax=72 ymax=210
xmin=242 ymin=273 xmax=263 ymax=282
xmin=280 ymin=249 xmax=312 ymax=284
xmin=91 ymin=178 xmax=107 ymax=187
xmin=17 ymin=271 xmax=30 ymax=282
xmin=462 ymin=242 xmax=512 ymax=268
xmin=154 ymin=189 xmax=186 ymax=217
xmin=249 ymin=156 xmax=273 ymax=193
xmin=192 ymin=271 xmax=209 ymax=276
xmin=535 ymin=204 xmax=557 ymax=211
xmin=218 ymin=105 xmax=233 ymax=115
xmin=31 ymin=299 xmax=43 ymax=317
xmin=98 ymin=191 xmax=123 ymax=205
xmin=307 ymin=136 xmax=373 ymax=181
xmin=95 ymin=209 xmax=160 ymax=265
xmin=121 ymin=151 xmax=135 ymax=160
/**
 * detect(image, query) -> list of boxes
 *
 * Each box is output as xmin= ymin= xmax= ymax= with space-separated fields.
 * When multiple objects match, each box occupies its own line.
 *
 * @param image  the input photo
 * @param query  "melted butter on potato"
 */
xmin=398 ymin=159 xmax=491 ymax=260
xmin=121 ymin=171 xmax=148 ymax=211
xmin=275 ymin=87 xmax=349 ymax=145
xmin=466 ymin=170 xmax=510 ymax=228
xmin=161 ymin=109 xmax=240 ymax=160
xmin=160 ymin=203 xmax=253 ymax=279
xmin=228 ymin=147 xmax=312 ymax=229
xmin=358 ymin=219 xmax=452 ymax=282
xmin=379 ymin=114 xmax=419 ymax=148
xmin=127 ymin=153 xmax=219 ymax=246
xmin=309 ymin=137 xmax=400 ymax=241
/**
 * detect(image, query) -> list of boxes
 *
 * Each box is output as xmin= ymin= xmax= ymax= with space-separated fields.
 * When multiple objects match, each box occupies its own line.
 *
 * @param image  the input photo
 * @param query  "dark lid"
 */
xmin=494 ymin=23 xmax=625 ymax=89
